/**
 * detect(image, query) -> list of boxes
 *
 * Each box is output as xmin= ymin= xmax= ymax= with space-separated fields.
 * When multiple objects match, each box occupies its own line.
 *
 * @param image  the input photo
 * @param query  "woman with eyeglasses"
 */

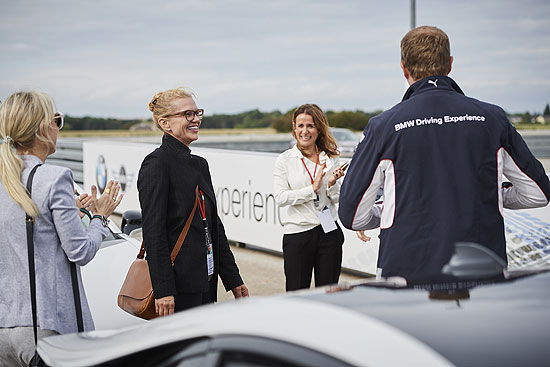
xmin=0 ymin=91 xmax=122 ymax=366
xmin=137 ymin=87 xmax=248 ymax=317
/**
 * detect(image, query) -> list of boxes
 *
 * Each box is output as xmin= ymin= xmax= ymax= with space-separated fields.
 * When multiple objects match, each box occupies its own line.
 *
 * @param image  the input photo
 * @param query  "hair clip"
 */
xmin=1 ymin=135 xmax=14 ymax=145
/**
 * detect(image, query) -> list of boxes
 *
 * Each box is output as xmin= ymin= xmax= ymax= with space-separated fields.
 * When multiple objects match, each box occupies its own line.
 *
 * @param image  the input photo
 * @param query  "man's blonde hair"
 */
xmin=401 ymin=26 xmax=451 ymax=81
xmin=0 ymin=91 xmax=57 ymax=216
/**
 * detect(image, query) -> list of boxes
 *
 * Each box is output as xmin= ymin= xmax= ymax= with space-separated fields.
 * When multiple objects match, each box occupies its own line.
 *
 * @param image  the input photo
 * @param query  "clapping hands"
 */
xmin=75 ymin=180 xmax=123 ymax=219
xmin=91 ymin=180 xmax=123 ymax=217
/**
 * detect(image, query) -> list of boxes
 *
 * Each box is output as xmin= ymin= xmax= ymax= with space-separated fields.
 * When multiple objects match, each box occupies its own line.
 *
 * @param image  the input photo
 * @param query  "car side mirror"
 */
xmin=441 ymin=242 xmax=506 ymax=279
xmin=121 ymin=210 xmax=142 ymax=235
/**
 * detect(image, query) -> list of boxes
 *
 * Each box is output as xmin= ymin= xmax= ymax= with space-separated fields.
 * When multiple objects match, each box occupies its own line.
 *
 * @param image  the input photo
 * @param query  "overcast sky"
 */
xmin=1 ymin=0 xmax=549 ymax=119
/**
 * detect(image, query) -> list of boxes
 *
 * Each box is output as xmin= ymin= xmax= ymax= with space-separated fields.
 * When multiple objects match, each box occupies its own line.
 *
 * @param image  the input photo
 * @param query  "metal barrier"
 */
xmin=46 ymin=139 xmax=84 ymax=185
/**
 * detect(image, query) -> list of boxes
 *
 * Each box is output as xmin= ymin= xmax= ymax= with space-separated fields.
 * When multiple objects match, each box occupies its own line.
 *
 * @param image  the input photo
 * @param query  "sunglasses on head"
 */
xmin=52 ymin=112 xmax=64 ymax=130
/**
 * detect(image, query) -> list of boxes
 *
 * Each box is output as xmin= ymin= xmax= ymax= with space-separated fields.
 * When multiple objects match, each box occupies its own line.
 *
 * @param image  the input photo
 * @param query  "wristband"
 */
xmin=79 ymin=208 xmax=92 ymax=219
xmin=92 ymin=214 xmax=109 ymax=227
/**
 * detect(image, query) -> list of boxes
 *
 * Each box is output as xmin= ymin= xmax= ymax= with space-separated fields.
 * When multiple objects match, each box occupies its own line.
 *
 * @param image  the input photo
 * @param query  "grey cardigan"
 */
xmin=0 ymin=155 xmax=109 ymax=334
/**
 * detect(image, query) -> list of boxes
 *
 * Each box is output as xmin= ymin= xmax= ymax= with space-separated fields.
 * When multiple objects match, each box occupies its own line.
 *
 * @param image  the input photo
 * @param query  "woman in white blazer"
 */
xmin=0 ymin=91 xmax=122 ymax=367
xmin=273 ymin=104 xmax=347 ymax=291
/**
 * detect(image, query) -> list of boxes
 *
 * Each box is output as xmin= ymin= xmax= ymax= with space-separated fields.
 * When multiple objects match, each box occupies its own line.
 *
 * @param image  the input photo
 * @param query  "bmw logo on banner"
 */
xmin=114 ymin=165 xmax=134 ymax=193
xmin=96 ymin=155 xmax=107 ymax=194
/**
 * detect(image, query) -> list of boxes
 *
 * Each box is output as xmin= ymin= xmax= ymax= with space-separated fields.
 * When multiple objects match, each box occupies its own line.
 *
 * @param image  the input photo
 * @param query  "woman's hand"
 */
xmin=75 ymin=189 xmax=93 ymax=218
xmin=312 ymin=163 xmax=327 ymax=193
xmin=328 ymin=162 xmax=348 ymax=188
xmin=155 ymin=296 xmax=175 ymax=317
xmin=231 ymin=284 xmax=249 ymax=298
xmin=90 ymin=180 xmax=123 ymax=217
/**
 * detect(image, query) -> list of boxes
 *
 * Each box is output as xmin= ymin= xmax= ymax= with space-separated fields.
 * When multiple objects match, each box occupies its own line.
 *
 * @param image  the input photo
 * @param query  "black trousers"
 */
xmin=175 ymin=277 xmax=217 ymax=312
xmin=282 ymin=223 xmax=344 ymax=291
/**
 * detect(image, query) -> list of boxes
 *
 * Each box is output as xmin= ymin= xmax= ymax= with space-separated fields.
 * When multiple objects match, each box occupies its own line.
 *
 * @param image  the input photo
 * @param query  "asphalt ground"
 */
xmin=109 ymin=215 xmax=363 ymax=304
xmin=216 ymin=244 xmax=363 ymax=303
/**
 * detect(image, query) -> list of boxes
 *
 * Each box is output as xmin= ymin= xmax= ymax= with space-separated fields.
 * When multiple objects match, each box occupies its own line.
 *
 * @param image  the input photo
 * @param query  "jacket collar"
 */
xmin=402 ymin=75 xmax=464 ymax=102
xmin=289 ymin=144 xmax=330 ymax=163
xmin=162 ymin=134 xmax=191 ymax=156
xmin=21 ymin=154 xmax=44 ymax=167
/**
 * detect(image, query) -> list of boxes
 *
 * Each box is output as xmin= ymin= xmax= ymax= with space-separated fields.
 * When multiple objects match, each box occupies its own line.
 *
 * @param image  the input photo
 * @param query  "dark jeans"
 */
xmin=282 ymin=223 xmax=344 ymax=291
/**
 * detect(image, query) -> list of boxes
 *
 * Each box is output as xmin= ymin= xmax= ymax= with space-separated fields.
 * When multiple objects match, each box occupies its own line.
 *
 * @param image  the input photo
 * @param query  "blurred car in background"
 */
xmin=330 ymin=127 xmax=360 ymax=157
xmin=38 ymin=243 xmax=550 ymax=367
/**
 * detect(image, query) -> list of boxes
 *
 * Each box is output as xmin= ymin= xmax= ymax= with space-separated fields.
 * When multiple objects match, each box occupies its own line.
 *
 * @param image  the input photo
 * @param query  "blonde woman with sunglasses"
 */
xmin=0 ymin=91 xmax=122 ymax=366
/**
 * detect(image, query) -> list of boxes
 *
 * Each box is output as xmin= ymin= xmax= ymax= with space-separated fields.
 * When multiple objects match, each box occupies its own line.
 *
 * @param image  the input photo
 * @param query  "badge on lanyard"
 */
xmin=198 ymin=189 xmax=214 ymax=276
xmin=317 ymin=206 xmax=337 ymax=233
xmin=301 ymin=153 xmax=320 ymax=209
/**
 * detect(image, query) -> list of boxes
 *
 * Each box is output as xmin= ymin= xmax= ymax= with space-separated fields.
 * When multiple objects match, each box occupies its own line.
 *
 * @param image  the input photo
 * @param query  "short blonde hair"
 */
xmin=148 ymin=87 xmax=195 ymax=129
xmin=0 ymin=91 xmax=57 ymax=217
xmin=401 ymin=26 xmax=451 ymax=81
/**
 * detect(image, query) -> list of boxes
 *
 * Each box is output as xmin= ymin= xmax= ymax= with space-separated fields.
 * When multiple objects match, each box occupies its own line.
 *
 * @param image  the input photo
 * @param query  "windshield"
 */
xmin=331 ymin=129 xmax=358 ymax=142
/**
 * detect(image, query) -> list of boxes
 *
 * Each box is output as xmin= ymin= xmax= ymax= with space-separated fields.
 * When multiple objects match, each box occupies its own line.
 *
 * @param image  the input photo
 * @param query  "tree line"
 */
xmin=64 ymin=104 xmax=549 ymax=131
xmin=64 ymin=108 xmax=382 ymax=132
xmin=64 ymin=116 xmax=141 ymax=130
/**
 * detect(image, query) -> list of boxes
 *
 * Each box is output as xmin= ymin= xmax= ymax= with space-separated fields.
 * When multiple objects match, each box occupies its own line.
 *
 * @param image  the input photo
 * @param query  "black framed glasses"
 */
xmin=52 ymin=112 xmax=64 ymax=130
xmin=163 ymin=109 xmax=204 ymax=122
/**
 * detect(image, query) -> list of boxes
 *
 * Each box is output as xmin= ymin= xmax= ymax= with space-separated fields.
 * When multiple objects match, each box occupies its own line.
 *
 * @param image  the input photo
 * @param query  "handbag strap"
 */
xmin=25 ymin=164 xmax=84 ymax=342
xmin=138 ymin=185 xmax=199 ymax=267
xmin=25 ymin=164 xmax=41 ymax=346
xmin=70 ymin=261 xmax=84 ymax=332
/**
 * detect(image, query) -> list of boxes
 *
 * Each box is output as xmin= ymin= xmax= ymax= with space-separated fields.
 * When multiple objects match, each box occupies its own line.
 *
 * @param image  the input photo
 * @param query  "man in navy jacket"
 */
xmin=338 ymin=26 xmax=550 ymax=278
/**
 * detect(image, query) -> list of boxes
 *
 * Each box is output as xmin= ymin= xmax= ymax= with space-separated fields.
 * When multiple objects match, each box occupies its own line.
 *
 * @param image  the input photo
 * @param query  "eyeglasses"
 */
xmin=52 ymin=112 xmax=64 ymax=130
xmin=163 ymin=109 xmax=204 ymax=122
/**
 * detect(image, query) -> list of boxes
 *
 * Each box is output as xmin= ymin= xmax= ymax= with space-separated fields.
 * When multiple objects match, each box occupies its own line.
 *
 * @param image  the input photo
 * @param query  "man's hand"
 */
xmin=356 ymin=230 xmax=371 ymax=242
xmin=231 ymin=284 xmax=249 ymax=298
xmin=155 ymin=295 xmax=175 ymax=317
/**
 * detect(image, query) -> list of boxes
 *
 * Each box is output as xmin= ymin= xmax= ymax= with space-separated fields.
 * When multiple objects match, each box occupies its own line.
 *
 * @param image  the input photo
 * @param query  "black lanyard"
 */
xmin=198 ymin=189 xmax=213 ymax=254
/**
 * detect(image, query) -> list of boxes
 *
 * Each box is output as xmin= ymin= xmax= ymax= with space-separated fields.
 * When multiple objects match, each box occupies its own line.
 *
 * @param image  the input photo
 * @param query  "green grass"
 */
xmin=513 ymin=123 xmax=550 ymax=130
xmin=59 ymin=127 xmax=280 ymax=138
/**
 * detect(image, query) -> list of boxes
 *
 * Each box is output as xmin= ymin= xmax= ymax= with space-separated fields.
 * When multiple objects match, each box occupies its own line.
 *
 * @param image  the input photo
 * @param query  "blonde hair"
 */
xmin=401 ymin=26 xmax=451 ymax=81
xmin=292 ymin=104 xmax=339 ymax=158
xmin=0 ymin=91 xmax=57 ymax=217
xmin=148 ymin=87 xmax=195 ymax=129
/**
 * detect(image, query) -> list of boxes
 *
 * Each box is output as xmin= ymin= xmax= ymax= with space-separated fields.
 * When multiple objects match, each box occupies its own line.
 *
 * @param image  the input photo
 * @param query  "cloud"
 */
xmin=1 ymin=0 xmax=549 ymax=118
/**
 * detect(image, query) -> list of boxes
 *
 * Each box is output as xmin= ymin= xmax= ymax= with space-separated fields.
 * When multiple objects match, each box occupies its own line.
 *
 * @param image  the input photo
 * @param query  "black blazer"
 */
xmin=137 ymin=134 xmax=243 ymax=298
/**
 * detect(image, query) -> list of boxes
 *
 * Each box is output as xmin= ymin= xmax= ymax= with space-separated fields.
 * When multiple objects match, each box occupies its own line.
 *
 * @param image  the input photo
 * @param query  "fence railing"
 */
xmin=46 ymin=139 xmax=84 ymax=185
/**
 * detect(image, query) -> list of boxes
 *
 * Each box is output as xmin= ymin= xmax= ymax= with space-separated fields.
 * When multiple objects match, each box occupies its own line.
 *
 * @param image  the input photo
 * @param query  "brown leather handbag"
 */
xmin=117 ymin=186 xmax=199 ymax=320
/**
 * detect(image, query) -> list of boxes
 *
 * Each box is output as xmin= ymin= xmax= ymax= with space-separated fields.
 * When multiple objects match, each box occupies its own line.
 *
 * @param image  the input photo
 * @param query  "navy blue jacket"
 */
xmin=339 ymin=76 xmax=550 ymax=277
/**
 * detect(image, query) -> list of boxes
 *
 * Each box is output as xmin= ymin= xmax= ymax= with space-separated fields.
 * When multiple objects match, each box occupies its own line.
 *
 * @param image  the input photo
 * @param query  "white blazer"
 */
xmin=273 ymin=145 xmax=341 ymax=234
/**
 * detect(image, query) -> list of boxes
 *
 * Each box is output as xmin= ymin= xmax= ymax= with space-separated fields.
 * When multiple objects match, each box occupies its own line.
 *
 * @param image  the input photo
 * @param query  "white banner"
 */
xmin=83 ymin=141 xmax=380 ymax=275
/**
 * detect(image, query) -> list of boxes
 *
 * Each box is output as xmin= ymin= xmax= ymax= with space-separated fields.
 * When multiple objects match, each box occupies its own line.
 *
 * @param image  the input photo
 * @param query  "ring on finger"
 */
xmin=105 ymin=188 xmax=111 ymax=194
